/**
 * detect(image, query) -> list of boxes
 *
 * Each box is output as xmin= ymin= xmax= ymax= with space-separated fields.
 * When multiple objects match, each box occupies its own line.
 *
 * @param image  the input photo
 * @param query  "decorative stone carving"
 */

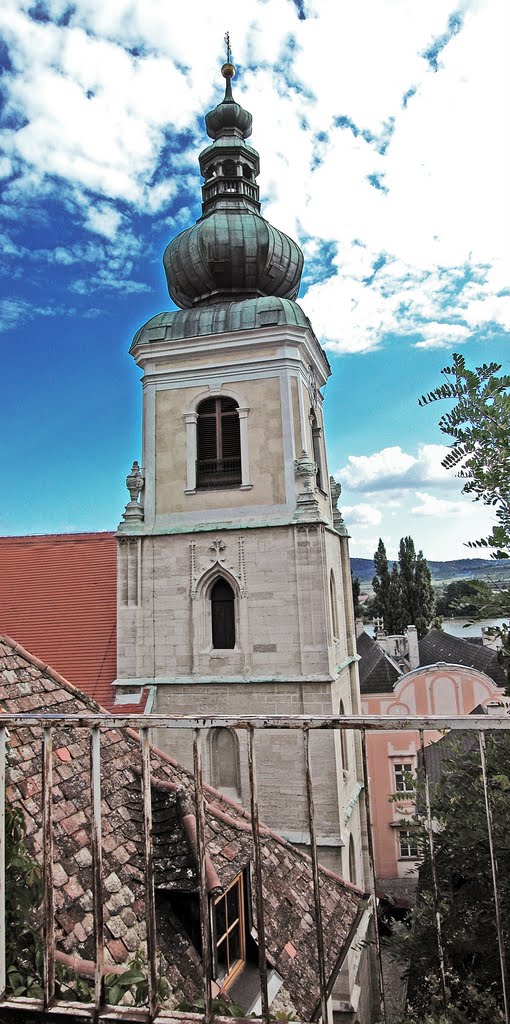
xmin=210 ymin=539 xmax=226 ymax=562
xmin=126 ymin=461 xmax=144 ymax=503
xmin=121 ymin=461 xmax=144 ymax=522
xmin=190 ymin=537 xmax=248 ymax=598
xmin=294 ymin=450 xmax=321 ymax=520
xmin=329 ymin=475 xmax=348 ymax=535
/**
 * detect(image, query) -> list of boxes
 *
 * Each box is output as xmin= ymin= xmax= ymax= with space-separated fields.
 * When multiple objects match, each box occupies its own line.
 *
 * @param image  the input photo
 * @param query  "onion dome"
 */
xmin=205 ymin=62 xmax=252 ymax=140
xmin=163 ymin=61 xmax=303 ymax=309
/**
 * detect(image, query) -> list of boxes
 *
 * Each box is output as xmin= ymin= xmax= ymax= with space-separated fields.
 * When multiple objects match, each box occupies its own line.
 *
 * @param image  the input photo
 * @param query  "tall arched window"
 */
xmin=339 ymin=699 xmax=349 ymax=775
xmin=197 ymin=396 xmax=241 ymax=489
xmin=348 ymin=834 xmax=357 ymax=885
xmin=211 ymin=578 xmax=236 ymax=649
xmin=330 ymin=570 xmax=339 ymax=639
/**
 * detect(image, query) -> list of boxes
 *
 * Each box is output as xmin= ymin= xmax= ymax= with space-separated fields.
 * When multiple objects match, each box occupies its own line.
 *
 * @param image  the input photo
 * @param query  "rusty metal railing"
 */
xmin=0 ymin=712 xmax=508 ymax=1024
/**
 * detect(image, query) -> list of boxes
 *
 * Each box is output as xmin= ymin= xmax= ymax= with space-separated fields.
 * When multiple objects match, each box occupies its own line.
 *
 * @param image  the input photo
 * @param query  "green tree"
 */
xmin=387 ymin=559 xmax=404 ymax=634
xmin=351 ymin=574 xmax=362 ymax=618
xmin=372 ymin=538 xmax=392 ymax=624
xmin=419 ymin=353 xmax=510 ymax=560
xmin=393 ymin=733 xmax=510 ymax=1023
xmin=436 ymin=578 xmax=494 ymax=617
xmin=372 ymin=536 xmax=435 ymax=638
xmin=420 ymin=353 xmax=510 ymax=669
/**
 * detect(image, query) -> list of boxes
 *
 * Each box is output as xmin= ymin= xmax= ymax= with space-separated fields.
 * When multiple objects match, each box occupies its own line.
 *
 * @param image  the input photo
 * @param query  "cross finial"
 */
xmin=224 ymin=31 xmax=232 ymax=65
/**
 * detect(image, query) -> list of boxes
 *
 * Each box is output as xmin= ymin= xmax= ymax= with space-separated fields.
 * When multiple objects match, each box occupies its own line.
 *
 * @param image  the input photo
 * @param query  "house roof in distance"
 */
xmin=0 ymin=635 xmax=365 ymax=1019
xmin=0 ymin=532 xmax=117 ymax=709
xmin=356 ymin=630 xmax=402 ymax=694
xmin=419 ymin=628 xmax=506 ymax=689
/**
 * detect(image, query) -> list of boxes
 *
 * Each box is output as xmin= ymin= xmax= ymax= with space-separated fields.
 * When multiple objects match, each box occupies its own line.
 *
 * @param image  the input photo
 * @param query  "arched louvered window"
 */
xmin=197 ymin=396 xmax=241 ymax=489
xmin=211 ymin=578 xmax=236 ymax=649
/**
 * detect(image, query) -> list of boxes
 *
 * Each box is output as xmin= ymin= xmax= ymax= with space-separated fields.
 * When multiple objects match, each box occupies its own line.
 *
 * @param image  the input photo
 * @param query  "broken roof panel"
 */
xmin=0 ymin=635 xmax=364 ymax=1020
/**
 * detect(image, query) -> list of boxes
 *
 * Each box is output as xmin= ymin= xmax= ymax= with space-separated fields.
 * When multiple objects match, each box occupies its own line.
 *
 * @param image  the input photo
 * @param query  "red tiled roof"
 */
xmin=0 ymin=532 xmax=117 ymax=708
xmin=0 ymin=635 xmax=365 ymax=1018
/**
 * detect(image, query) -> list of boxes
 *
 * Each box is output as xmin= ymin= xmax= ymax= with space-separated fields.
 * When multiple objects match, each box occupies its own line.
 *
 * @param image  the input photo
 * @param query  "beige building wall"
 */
xmin=118 ymin=317 xmax=368 ymax=896
xmin=155 ymin=377 xmax=285 ymax=514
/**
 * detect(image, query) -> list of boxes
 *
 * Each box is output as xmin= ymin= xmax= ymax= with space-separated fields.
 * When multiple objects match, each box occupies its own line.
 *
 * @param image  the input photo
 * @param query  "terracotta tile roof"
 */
xmin=0 ymin=532 xmax=117 ymax=708
xmin=419 ymin=628 xmax=507 ymax=689
xmin=356 ymin=631 xmax=402 ymax=694
xmin=0 ymin=636 xmax=365 ymax=1019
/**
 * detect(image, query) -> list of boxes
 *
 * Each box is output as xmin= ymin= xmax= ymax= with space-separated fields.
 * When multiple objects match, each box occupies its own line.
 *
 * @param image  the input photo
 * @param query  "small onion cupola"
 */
xmin=163 ymin=58 xmax=303 ymax=310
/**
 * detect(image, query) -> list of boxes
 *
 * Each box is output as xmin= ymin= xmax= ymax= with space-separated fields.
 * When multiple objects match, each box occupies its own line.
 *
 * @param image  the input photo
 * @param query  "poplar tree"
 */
xmin=372 ymin=537 xmax=435 ymax=638
xmin=372 ymin=539 xmax=392 ymax=624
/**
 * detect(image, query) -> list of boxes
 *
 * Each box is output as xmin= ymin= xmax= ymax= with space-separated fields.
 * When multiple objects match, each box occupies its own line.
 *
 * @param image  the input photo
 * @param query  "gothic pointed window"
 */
xmin=211 ymin=578 xmax=236 ymax=649
xmin=197 ymin=397 xmax=241 ymax=489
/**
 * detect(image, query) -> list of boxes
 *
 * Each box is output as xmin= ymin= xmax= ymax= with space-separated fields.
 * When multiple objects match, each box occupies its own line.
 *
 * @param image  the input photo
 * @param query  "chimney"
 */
xmin=355 ymin=617 xmax=364 ymax=638
xmin=407 ymin=625 xmax=419 ymax=669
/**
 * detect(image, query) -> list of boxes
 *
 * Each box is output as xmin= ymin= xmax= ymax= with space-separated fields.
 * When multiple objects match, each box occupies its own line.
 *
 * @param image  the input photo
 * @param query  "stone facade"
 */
xmin=115 ymin=62 xmax=377 ymax=1021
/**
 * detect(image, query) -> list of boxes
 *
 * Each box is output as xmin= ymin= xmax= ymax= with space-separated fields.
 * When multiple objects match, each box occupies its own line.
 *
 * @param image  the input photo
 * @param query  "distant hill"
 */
xmin=351 ymin=556 xmax=510 ymax=589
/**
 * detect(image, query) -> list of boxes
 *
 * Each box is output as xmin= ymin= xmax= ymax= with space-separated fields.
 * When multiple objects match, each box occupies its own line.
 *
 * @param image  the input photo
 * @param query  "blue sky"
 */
xmin=1 ymin=0 xmax=509 ymax=561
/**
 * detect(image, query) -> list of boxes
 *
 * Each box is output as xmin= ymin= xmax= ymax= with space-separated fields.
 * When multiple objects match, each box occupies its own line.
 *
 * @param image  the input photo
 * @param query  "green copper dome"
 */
xmin=163 ymin=62 xmax=303 ymax=309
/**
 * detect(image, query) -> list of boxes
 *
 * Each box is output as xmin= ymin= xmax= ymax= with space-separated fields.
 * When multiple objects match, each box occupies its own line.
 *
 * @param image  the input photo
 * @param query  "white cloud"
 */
xmin=342 ymin=503 xmax=382 ymax=527
xmin=337 ymin=443 xmax=452 ymax=492
xmin=0 ymin=297 xmax=64 ymax=332
xmin=0 ymin=0 xmax=508 ymax=331
xmin=84 ymin=203 xmax=123 ymax=240
xmin=410 ymin=491 xmax=471 ymax=518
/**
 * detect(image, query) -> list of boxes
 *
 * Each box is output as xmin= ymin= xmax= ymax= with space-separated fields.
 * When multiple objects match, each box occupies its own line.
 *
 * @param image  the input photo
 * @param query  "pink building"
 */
xmin=357 ymin=629 xmax=506 ymax=879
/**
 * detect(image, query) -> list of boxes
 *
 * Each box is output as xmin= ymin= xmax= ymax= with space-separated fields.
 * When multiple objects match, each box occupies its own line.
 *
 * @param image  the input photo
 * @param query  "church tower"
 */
xmin=117 ymin=60 xmax=366 ymax=893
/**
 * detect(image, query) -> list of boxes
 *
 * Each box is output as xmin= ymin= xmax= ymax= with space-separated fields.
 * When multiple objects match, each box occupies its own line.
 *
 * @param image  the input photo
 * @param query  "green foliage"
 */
xmin=372 ymin=536 xmax=435 ymax=638
xmin=419 ymin=353 xmax=510 ymax=561
xmin=5 ymin=791 xmax=169 ymax=1008
xmin=5 ymin=797 xmax=44 ymax=994
xmin=392 ymin=734 xmax=510 ymax=1022
xmin=435 ymin=578 xmax=494 ymax=617
xmin=401 ymin=967 xmax=505 ymax=1023
xmin=104 ymin=950 xmax=170 ymax=1006
xmin=351 ymin=573 xmax=362 ymax=617
xmin=177 ymin=995 xmax=248 ymax=1017
xmin=420 ymin=353 xmax=510 ymax=676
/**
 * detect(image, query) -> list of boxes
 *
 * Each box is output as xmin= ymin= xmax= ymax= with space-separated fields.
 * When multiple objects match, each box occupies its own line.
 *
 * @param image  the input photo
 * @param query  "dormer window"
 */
xmin=212 ymin=873 xmax=246 ymax=988
xmin=196 ymin=397 xmax=241 ymax=489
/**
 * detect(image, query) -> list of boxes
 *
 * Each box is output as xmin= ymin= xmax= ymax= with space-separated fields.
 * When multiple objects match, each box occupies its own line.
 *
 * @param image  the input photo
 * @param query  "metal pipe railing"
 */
xmin=0 ymin=712 xmax=508 ymax=1024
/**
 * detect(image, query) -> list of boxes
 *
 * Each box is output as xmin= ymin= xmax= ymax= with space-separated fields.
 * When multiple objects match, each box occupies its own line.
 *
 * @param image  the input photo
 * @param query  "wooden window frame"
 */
xmin=394 ymin=762 xmax=415 ymax=794
xmin=398 ymin=829 xmax=419 ymax=859
xmin=212 ymin=873 xmax=246 ymax=988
